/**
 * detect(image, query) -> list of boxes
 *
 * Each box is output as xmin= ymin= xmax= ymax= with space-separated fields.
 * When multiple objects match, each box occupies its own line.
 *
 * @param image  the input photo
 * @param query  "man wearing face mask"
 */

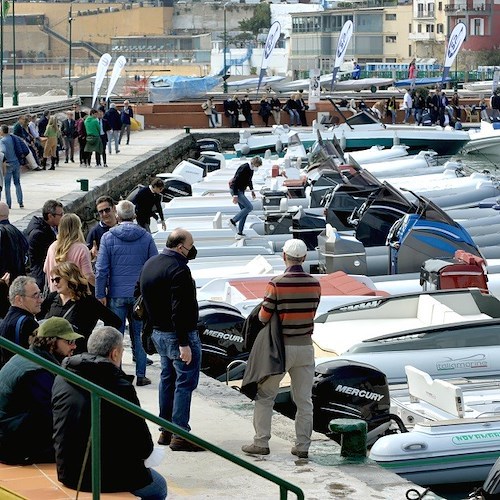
xmin=139 ymin=228 xmax=203 ymax=452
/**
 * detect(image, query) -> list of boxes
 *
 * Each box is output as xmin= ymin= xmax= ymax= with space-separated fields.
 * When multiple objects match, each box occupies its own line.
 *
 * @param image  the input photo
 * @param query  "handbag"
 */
xmin=238 ymin=112 xmax=246 ymax=122
xmin=132 ymin=295 xmax=145 ymax=320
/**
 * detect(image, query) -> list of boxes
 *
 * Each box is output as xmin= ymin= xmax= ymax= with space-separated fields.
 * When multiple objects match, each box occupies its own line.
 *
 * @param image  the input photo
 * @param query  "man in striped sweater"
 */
xmin=242 ymin=238 xmax=321 ymax=459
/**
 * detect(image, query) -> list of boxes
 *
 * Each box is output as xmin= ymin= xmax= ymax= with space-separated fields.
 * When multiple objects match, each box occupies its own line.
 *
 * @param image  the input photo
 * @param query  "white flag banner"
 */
xmin=256 ymin=21 xmax=281 ymax=97
xmin=442 ymin=22 xmax=467 ymax=83
xmin=92 ymin=53 xmax=112 ymax=108
xmin=331 ymin=20 xmax=354 ymax=90
xmin=308 ymin=68 xmax=320 ymax=107
xmin=492 ymin=69 xmax=499 ymax=92
xmin=105 ymin=56 xmax=127 ymax=101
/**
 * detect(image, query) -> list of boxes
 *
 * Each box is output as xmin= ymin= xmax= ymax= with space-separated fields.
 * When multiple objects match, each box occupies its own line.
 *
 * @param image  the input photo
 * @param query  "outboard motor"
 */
xmin=197 ymin=300 xmax=247 ymax=381
xmin=292 ymin=208 xmax=326 ymax=250
xmin=196 ymin=138 xmax=222 ymax=153
xmin=312 ymin=359 xmax=399 ymax=445
xmin=162 ymin=178 xmax=192 ymax=202
xmin=475 ymin=455 xmax=500 ymax=498
xmin=198 ymin=152 xmax=222 ymax=173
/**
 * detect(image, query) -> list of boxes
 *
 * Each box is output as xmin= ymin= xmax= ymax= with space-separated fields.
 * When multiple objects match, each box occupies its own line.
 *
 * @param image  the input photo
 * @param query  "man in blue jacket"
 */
xmin=95 ymin=200 xmax=158 ymax=386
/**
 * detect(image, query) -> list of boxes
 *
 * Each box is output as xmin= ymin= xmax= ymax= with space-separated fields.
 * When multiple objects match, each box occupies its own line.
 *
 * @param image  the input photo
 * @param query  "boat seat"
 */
xmin=416 ymin=294 xmax=462 ymax=326
xmin=283 ymin=177 xmax=307 ymax=188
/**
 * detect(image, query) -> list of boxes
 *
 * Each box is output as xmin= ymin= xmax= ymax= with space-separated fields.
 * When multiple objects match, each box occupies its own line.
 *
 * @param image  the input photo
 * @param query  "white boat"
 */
xmin=463 ymin=120 xmax=500 ymax=157
xmin=369 ymin=366 xmax=500 ymax=486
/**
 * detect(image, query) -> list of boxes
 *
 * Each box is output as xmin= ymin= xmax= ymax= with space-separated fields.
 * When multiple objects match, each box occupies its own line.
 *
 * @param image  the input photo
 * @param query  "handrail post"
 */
xmin=91 ymin=392 xmax=101 ymax=499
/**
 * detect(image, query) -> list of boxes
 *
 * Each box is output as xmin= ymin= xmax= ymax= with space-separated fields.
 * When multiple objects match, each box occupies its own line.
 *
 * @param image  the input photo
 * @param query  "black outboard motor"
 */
xmin=312 ymin=359 xmax=399 ymax=445
xmin=292 ymin=208 xmax=326 ymax=250
xmin=198 ymin=153 xmax=222 ymax=173
xmin=475 ymin=455 xmax=500 ymax=498
xmin=162 ymin=178 xmax=192 ymax=202
xmin=196 ymin=138 xmax=222 ymax=153
xmin=197 ymin=300 xmax=247 ymax=381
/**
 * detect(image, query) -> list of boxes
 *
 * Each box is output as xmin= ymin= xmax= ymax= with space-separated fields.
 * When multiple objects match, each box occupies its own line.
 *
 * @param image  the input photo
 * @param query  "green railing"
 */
xmin=0 ymin=336 xmax=304 ymax=500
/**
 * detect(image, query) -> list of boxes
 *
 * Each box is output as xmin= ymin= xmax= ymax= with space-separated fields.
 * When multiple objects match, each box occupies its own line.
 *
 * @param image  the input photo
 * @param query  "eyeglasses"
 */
xmin=60 ymin=339 xmax=76 ymax=346
xmin=50 ymin=276 xmax=62 ymax=284
xmin=52 ymin=212 xmax=64 ymax=218
xmin=98 ymin=207 xmax=112 ymax=215
xmin=23 ymin=292 xmax=42 ymax=300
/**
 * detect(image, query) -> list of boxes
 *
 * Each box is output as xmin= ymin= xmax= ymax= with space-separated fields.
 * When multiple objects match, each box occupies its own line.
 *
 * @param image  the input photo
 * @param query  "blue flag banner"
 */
xmin=331 ymin=20 xmax=354 ymax=91
xmin=442 ymin=22 xmax=467 ymax=84
xmin=256 ymin=21 xmax=281 ymax=97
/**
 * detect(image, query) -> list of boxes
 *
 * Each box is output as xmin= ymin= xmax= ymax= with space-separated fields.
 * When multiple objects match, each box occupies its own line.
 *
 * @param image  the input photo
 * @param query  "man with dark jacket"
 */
xmin=228 ymin=156 xmax=262 ymax=239
xmin=0 ymin=317 xmax=81 ymax=465
xmin=0 ymin=276 xmax=42 ymax=367
xmin=242 ymin=238 xmax=321 ymax=459
xmin=140 ymin=228 xmax=203 ymax=451
xmin=0 ymin=202 xmax=28 ymax=281
xmin=119 ymin=99 xmax=133 ymax=145
xmin=52 ymin=326 xmax=167 ymax=498
xmin=37 ymin=110 xmax=50 ymax=137
xmin=25 ymin=199 xmax=64 ymax=290
xmin=131 ymin=177 xmax=166 ymax=232
xmin=95 ymin=200 xmax=158 ymax=386
xmin=104 ymin=103 xmax=122 ymax=154
xmin=60 ymin=110 xmax=77 ymax=163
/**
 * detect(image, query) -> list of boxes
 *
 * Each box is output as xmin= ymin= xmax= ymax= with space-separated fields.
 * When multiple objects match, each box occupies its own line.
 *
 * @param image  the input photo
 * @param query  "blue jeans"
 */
xmin=109 ymin=296 xmax=147 ymax=377
xmin=4 ymin=163 xmax=23 ymax=208
xmin=132 ymin=468 xmax=167 ymax=500
xmin=232 ymin=190 xmax=253 ymax=234
xmin=152 ymin=330 xmax=201 ymax=433
xmin=107 ymin=130 xmax=120 ymax=153
xmin=288 ymin=109 xmax=301 ymax=126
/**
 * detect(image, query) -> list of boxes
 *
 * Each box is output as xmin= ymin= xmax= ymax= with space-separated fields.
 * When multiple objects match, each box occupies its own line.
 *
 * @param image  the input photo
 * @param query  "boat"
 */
xmin=234 ymin=109 xmax=471 ymax=156
xmin=394 ymin=76 xmax=453 ymax=88
xmin=369 ymin=365 xmax=500 ymax=486
xmin=462 ymin=120 xmax=500 ymax=157
xmin=148 ymin=75 xmax=222 ymax=102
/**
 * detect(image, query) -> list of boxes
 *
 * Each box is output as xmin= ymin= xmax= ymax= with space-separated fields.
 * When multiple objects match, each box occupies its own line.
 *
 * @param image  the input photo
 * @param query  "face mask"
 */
xmin=183 ymin=245 xmax=197 ymax=260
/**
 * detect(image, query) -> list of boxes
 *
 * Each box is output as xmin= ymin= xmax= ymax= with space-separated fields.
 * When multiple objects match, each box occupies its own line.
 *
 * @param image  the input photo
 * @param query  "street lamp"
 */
xmin=68 ymin=4 xmax=73 ymax=97
xmin=223 ymin=2 xmax=229 ymax=94
xmin=12 ymin=0 xmax=18 ymax=106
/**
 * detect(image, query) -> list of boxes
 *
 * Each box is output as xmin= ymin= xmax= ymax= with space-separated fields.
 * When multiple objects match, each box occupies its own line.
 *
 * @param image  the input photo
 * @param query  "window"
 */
xmin=386 ymin=35 xmax=397 ymax=43
xmin=426 ymin=24 xmax=434 ymax=33
xmin=418 ymin=24 xmax=422 ymax=33
xmin=438 ymin=2 xmax=443 ymax=10
xmin=471 ymin=18 xmax=484 ymax=35
xmin=409 ymin=45 xmax=412 ymax=57
xmin=409 ymin=23 xmax=412 ymax=32
xmin=437 ymin=23 xmax=444 ymax=33
xmin=386 ymin=13 xmax=397 ymax=20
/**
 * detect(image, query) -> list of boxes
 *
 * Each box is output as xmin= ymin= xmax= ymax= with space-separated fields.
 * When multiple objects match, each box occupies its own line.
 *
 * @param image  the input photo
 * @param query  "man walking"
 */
xmin=60 ymin=110 xmax=77 ymax=163
xmin=95 ymin=200 xmax=158 ymax=386
xmin=131 ymin=178 xmax=166 ymax=232
xmin=0 ymin=202 xmax=28 ymax=281
xmin=86 ymin=195 xmax=118 ymax=260
xmin=25 ymin=199 xmax=64 ymax=291
xmin=140 ymin=228 xmax=203 ymax=451
xmin=104 ymin=104 xmax=122 ymax=154
xmin=242 ymin=238 xmax=321 ymax=459
xmin=0 ymin=124 xmax=24 ymax=209
xmin=119 ymin=100 xmax=133 ymax=145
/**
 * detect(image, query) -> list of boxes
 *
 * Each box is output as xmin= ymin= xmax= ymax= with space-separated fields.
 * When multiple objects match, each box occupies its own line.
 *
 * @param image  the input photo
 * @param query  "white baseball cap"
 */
xmin=282 ymin=239 xmax=307 ymax=258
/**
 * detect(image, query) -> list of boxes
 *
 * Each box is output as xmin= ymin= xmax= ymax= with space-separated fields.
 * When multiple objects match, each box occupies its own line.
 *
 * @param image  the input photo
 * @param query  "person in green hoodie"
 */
xmin=83 ymin=109 xmax=103 ymax=167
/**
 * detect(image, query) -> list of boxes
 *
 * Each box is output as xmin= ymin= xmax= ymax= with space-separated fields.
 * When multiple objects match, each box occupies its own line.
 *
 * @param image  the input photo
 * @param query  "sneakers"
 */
xmin=136 ymin=376 xmax=151 ymax=387
xmin=241 ymin=444 xmax=270 ymax=456
xmin=235 ymin=233 xmax=246 ymax=240
xmin=228 ymin=219 xmax=237 ymax=231
xmin=103 ymin=164 xmax=108 ymax=168
xmin=291 ymin=447 xmax=308 ymax=459
xmin=169 ymin=436 xmax=205 ymax=452
xmin=158 ymin=431 xmax=172 ymax=446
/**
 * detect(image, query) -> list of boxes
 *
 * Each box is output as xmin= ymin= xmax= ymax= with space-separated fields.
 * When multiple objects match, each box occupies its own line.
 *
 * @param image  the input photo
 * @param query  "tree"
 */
xmin=239 ymin=3 xmax=271 ymax=36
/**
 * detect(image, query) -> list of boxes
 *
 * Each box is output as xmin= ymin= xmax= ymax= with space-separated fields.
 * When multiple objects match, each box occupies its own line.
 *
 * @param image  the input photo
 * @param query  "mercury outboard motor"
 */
xmin=312 ymin=359 xmax=405 ymax=445
xmin=162 ymin=178 xmax=192 ymax=202
xmin=196 ymin=138 xmax=222 ymax=153
xmin=197 ymin=300 xmax=247 ymax=381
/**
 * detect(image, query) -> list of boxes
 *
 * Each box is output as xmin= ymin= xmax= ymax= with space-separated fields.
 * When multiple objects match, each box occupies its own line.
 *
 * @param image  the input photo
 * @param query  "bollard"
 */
xmin=76 ymin=178 xmax=89 ymax=191
xmin=184 ymin=126 xmax=191 ymax=134
xmin=329 ymin=418 xmax=367 ymax=458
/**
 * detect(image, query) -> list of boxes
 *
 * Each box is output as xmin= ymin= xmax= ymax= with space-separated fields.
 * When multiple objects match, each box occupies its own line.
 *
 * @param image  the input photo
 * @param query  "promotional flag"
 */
xmin=256 ymin=21 xmax=281 ymax=97
xmin=308 ymin=68 xmax=320 ymax=109
xmin=442 ymin=22 xmax=467 ymax=83
xmin=92 ymin=53 xmax=112 ymax=108
xmin=331 ymin=20 xmax=354 ymax=91
xmin=105 ymin=55 xmax=127 ymax=101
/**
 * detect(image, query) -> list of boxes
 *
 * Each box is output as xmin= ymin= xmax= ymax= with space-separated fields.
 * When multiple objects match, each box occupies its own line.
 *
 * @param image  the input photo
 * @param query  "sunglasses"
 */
xmin=98 ymin=207 xmax=112 ymax=215
xmin=51 ymin=276 xmax=62 ymax=284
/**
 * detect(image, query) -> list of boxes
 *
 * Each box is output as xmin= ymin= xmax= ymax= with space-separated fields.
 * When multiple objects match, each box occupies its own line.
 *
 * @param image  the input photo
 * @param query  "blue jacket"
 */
xmin=95 ymin=222 xmax=158 ymax=299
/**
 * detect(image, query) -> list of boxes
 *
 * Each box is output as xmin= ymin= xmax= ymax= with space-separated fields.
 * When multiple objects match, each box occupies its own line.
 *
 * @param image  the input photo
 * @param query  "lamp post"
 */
xmin=12 ymin=0 xmax=18 ymax=106
xmin=223 ymin=2 xmax=228 ymax=94
xmin=68 ymin=4 xmax=73 ymax=97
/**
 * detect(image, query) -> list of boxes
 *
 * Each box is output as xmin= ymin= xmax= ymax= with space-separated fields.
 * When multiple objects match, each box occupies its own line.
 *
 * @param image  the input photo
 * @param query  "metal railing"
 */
xmin=0 ymin=336 xmax=304 ymax=500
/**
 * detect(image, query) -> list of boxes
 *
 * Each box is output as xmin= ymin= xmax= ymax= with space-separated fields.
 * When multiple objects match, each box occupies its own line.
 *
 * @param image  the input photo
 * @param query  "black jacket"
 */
xmin=0 ymin=221 xmax=28 ymax=281
xmin=25 ymin=216 xmax=56 ymax=290
xmin=230 ymin=162 xmax=254 ymax=193
xmin=131 ymin=186 xmax=164 ymax=228
xmin=140 ymin=249 xmax=198 ymax=346
xmin=52 ymin=353 xmax=154 ymax=492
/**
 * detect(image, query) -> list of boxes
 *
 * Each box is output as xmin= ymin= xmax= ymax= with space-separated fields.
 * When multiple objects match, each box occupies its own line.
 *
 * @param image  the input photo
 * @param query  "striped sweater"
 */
xmin=258 ymin=265 xmax=321 ymax=346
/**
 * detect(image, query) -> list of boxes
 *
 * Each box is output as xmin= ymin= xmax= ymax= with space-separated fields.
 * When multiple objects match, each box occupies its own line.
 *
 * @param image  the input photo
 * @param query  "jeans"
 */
xmin=132 ymin=468 xmax=167 ymax=500
xmin=119 ymin=124 xmax=131 ymax=144
xmin=288 ymin=109 xmax=301 ymax=126
xmin=414 ymin=108 xmax=423 ymax=125
xmin=63 ymin=137 xmax=75 ymax=161
xmin=107 ymin=130 xmax=120 ymax=153
xmin=232 ymin=190 xmax=253 ymax=234
xmin=109 ymin=296 xmax=147 ymax=377
xmin=404 ymin=108 xmax=412 ymax=123
xmin=4 ymin=163 xmax=23 ymax=208
xmin=152 ymin=330 xmax=201 ymax=433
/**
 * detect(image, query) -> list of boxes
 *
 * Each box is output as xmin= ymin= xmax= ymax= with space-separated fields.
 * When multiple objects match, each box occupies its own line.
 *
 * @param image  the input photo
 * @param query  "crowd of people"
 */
xmin=0 ymin=100 xmax=135 ymax=210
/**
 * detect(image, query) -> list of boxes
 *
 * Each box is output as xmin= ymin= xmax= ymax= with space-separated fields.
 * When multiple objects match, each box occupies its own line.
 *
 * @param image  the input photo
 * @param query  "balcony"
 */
xmin=409 ymin=32 xmax=437 ymax=41
xmin=415 ymin=11 xmax=436 ymax=19
xmin=444 ymin=3 xmax=491 ymax=13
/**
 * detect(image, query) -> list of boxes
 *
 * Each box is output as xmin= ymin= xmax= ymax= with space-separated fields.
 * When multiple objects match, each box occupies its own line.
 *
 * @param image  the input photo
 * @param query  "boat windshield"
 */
xmin=345 ymin=110 xmax=381 ymax=126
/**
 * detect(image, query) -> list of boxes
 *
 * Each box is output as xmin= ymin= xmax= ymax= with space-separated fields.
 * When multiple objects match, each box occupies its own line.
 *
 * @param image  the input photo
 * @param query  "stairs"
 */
xmin=39 ymin=24 xmax=103 ymax=58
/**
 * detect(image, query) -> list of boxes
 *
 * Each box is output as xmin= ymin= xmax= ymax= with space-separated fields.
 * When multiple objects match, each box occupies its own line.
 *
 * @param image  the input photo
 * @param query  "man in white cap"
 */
xmin=242 ymin=238 xmax=321 ymax=459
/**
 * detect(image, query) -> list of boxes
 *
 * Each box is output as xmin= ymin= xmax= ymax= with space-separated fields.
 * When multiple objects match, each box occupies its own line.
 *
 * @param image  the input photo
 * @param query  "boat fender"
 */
xmin=275 ymin=140 xmax=283 ymax=154
xmin=240 ymin=145 xmax=250 ymax=156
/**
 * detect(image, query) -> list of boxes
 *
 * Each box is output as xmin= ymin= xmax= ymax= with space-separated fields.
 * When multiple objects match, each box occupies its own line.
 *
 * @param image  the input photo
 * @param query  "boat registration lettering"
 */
xmin=452 ymin=431 xmax=500 ymax=445
xmin=335 ymin=384 xmax=385 ymax=402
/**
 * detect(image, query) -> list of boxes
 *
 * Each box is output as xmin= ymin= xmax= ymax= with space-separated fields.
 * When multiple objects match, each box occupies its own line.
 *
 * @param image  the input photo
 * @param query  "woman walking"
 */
xmin=42 ymin=115 xmax=60 ymax=170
